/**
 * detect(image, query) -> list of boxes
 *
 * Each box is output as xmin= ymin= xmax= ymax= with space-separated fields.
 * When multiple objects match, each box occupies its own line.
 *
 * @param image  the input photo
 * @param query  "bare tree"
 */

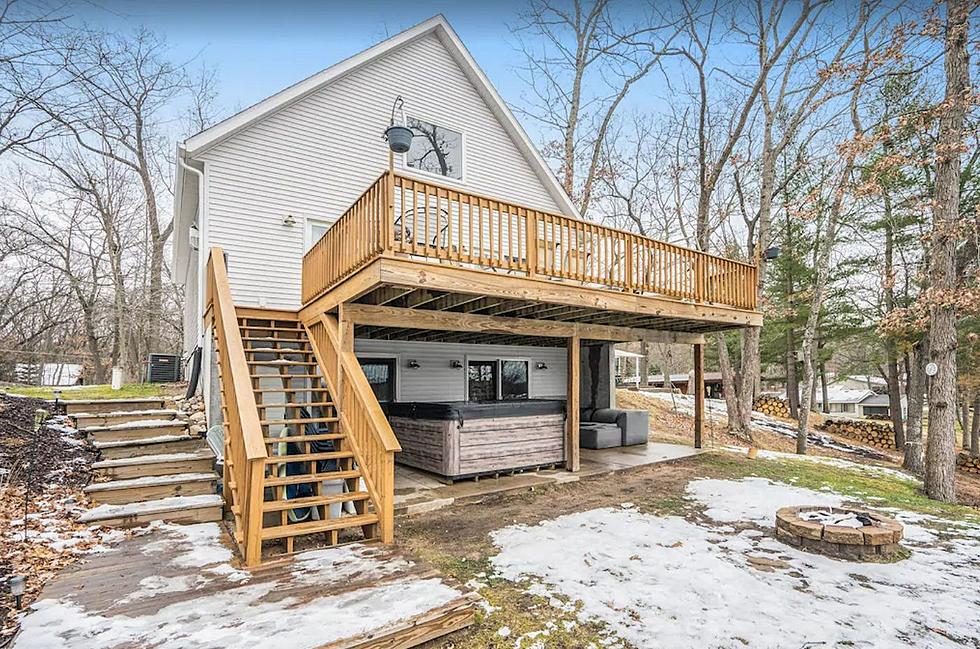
xmin=512 ymin=0 xmax=682 ymax=215
xmin=0 ymin=0 xmax=65 ymax=157
xmin=925 ymin=0 xmax=970 ymax=502
xmin=30 ymin=27 xmax=199 ymax=354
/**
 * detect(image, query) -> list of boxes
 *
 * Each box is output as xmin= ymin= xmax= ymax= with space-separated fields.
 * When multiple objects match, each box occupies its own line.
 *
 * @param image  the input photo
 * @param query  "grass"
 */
xmin=1 ymin=383 xmax=176 ymax=400
xmin=698 ymin=451 xmax=980 ymax=521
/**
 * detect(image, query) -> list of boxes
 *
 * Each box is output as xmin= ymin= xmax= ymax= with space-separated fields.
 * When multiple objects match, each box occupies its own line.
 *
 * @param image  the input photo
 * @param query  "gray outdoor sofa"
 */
xmin=579 ymin=408 xmax=649 ymax=449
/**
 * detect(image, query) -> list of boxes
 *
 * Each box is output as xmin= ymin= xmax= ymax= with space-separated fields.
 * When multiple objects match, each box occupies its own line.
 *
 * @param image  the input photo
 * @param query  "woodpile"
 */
xmin=753 ymin=395 xmax=791 ymax=418
xmin=957 ymin=453 xmax=980 ymax=475
xmin=819 ymin=418 xmax=895 ymax=449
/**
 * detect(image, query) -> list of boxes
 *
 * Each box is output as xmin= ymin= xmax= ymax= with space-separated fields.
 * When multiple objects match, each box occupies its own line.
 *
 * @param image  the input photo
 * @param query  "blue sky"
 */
xmin=70 ymin=0 xmax=550 ymax=121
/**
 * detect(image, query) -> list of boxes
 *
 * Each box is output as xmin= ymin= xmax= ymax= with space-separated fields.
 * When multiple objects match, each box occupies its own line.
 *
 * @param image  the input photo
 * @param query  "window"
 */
xmin=500 ymin=360 xmax=529 ymax=400
xmin=468 ymin=361 xmax=497 ymax=402
xmin=405 ymin=117 xmax=463 ymax=180
xmin=841 ymin=403 xmax=855 ymax=413
xmin=359 ymin=358 xmax=396 ymax=403
xmin=467 ymin=359 xmax=530 ymax=401
xmin=307 ymin=219 xmax=329 ymax=251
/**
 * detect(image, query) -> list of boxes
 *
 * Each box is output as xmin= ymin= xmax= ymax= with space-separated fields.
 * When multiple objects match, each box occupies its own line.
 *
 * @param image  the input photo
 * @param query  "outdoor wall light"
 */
xmin=536 ymin=362 xmax=548 ymax=370
xmin=9 ymin=574 xmax=25 ymax=609
xmin=282 ymin=214 xmax=297 ymax=227
xmin=407 ymin=359 xmax=420 ymax=369
xmin=450 ymin=360 xmax=463 ymax=369
xmin=764 ymin=246 xmax=781 ymax=261
xmin=384 ymin=95 xmax=413 ymax=153
xmin=189 ymin=223 xmax=200 ymax=251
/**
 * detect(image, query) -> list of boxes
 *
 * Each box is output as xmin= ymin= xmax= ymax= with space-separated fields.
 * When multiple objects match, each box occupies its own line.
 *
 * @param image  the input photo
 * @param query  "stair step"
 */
xmin=79 ymin=494 xmax=224 ymax=527
xmin=262 ymin=433 xmax=346 ymax=444
xmin=73 ymin=409 xmax=179 ymax=428
xmin=260 ymin=417 xmax=338 ymax=425
xmin=94 ymin=435 xmax=205 ymax=460
xmin=249 ymin=374 xmax=322 ymax=380
xmin=241 ymin=336 xmax=309 ymax=343
xmin=260 ymin=512 xmax=378 ymax=541
xmin=252 ymin=387 xmax=330 ymax=394
xmin=263 ymin=451 xmax=353 ymax=465
xmin=92 ymin=450 xmax=216 ymax=480
xmin=248 ymin=360 xmax=317 ymax=366
xmin=84 ymin=472 xmax=219 ymax=505
xmin=64 ymin=398 xmax=166 ymax=416
xmin=261 ymin=491 xmax=371 ymax=513
xmin=85 ymin=420 xmax=188 ymax=443
xmin=256 ymin=401 xmax=334 ymax=409
xmin=246 ymin=348 xmax=313 ymax=354
xmin=264 ymin=470 xmax=361 ymax=487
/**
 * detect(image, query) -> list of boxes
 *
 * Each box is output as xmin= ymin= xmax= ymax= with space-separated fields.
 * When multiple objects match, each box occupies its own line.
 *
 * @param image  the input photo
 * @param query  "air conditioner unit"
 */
xmin=146 ymin=353 xmax=181 ymax=383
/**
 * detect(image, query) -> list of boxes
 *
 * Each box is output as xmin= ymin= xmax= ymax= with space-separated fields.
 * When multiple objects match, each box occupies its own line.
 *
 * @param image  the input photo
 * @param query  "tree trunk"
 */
xmin=971 ymin=394 xmax=979 ymax=456
xmin=904 ymin=345 xmax=927 ymax=474
xmin=639 ymin=342 xmax=649 ymax=389
xmin=786 ymin=329 xmax=800 ymax=419
xmin=925 ymin=0 xmax=968 ymax=503
xmin=886 ymin=358 xmax=906 ymax=448
xmin=717 ymin=333 xmax=748 ymax=440
xmin=960 ymin=400 xmax=970 ymax=448
xmin=819 ymin=360 xmax=829 ymax=414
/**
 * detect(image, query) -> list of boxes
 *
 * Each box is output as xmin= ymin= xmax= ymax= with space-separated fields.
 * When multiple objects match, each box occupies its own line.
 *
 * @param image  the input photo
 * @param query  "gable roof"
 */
xmin=180 ymin=14 xmax=578 ymax=218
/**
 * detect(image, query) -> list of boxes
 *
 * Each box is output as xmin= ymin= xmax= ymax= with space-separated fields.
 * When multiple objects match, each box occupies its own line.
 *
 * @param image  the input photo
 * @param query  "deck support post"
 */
xmin=566 ymin=334 xmax=581 ymax=472
xmin=694 ymin=343 xmax=704 ymax=449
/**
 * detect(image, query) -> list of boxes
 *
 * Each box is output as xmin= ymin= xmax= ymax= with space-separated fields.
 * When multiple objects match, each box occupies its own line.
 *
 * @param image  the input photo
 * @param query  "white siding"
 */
xmin=199 ymin=33 xmax=562 ymax=309
xmin=354 ymin=339 xmax=567 ymax=402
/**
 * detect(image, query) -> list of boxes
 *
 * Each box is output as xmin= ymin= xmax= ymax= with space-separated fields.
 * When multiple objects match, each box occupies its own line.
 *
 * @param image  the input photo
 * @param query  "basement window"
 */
xmin=405 ymin=117 xmax=463 ymax=180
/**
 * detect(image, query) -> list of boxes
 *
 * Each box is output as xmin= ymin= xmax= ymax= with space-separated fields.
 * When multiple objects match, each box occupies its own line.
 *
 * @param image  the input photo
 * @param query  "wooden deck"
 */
xmin=300 ymin=171 xmax=762 ymax=346
xmin=13 ymin=522 xmax=476 ymax=649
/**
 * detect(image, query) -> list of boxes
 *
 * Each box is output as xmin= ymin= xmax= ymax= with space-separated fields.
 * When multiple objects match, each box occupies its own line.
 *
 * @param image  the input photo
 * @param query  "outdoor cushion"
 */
xmin=589 ymin=408 xmax=649 ymax=446
xmin=579 ymin=422 xmax=621 ymax=449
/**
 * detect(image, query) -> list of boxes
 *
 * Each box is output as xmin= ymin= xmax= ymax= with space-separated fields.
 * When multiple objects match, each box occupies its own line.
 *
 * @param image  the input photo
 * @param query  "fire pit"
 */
xmin=775 ymin=506 xmax=905 ymax=561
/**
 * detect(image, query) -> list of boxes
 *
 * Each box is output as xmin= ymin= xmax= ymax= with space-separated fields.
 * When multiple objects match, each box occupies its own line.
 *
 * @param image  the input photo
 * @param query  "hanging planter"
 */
xmin=384 ymin=95 xmax=413 ymax=154
xmin=385 ymin=125 xmax=413 ymax=153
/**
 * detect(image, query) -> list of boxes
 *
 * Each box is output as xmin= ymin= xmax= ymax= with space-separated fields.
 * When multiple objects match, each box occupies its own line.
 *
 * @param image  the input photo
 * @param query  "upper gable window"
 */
xmin=405 ymin=117 xmax=463 ymax=180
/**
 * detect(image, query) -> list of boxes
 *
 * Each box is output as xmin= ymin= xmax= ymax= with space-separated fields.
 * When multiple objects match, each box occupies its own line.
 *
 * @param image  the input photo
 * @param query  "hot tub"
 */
xmin=385 ymin=400 xmax=566 ymax=479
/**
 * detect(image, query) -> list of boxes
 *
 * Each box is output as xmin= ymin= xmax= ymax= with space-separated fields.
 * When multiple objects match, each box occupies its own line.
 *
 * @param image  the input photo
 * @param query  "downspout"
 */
xmin=178 ymin=150 xmax=207 ymax=340
xmin=178 ymin=149 xmax=207 ymax=397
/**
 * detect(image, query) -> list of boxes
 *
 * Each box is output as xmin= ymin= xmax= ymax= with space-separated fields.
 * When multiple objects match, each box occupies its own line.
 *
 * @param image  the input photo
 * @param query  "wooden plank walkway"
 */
xmin=11 ymin=522 xmax=475 ymax=649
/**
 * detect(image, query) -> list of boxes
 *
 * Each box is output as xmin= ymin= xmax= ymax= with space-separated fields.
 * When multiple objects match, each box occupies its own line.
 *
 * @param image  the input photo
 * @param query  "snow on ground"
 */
xmin=491 ymin=477 xmax=980 ymax=648
xmin=13 ymin=523 xmax=466 ymax=649
xmin=720 ymin=446 xmax=918 ymax=482
xmin=643 ymin=391 xmax=883 ymax=458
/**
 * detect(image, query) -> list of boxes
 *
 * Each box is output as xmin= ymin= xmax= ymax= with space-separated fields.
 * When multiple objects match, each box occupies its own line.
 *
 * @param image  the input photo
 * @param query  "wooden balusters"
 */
xmin=301 ymin=170 xmax=759 ymax=311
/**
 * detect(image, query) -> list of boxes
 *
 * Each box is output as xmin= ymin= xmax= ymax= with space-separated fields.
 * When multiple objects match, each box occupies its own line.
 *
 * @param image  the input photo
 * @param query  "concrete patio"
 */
xmin=394 ymin=442 xmax=701 ymax=516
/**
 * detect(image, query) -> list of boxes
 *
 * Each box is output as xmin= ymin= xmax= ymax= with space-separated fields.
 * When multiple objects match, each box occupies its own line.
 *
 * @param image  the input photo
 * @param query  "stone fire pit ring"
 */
xmin=775 ymin=505 xmax=905 ymax=561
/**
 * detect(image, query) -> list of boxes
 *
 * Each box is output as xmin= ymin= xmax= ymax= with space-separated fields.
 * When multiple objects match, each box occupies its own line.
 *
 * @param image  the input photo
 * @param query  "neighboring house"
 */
xmin=814 ymin=385 xmax=908 ymax=420
xmin=800 ymin=375 xmax=908 ymax=420
xmin=172 ymin=15 xmax=761 ymax=566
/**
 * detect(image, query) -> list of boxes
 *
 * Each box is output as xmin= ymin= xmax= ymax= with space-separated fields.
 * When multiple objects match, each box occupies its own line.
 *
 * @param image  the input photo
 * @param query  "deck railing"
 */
xmin=302 ymin=171 xmax=759 ymax=311
xmin=205 ymin=248 xmax=267 ymax=566
xmin=304 ymin=313 xmax=401 ymax=543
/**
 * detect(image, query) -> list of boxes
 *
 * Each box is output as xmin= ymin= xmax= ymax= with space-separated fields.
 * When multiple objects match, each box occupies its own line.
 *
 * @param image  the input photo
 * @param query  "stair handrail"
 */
xmin=205 ymin=247 xmax=267 ymax=565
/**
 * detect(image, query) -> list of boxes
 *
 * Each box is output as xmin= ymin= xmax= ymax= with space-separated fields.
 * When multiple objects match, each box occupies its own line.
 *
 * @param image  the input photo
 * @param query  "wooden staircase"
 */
xmin=207 ymin=250 xmax=400 ymax=567
xmin=234 ymin=314 xmax=380 ymax=555
xmin=71 ymin=399 xmax=223 ymax=527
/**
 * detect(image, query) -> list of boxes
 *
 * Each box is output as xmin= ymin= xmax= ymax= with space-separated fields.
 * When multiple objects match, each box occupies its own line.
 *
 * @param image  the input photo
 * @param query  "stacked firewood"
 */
xmin=753 ymin=395 xmax=791 ymax=418
xmin=957 ymin=453 xmax=980 ymax=474
xmin=819 ymin=418 xmax=895 ymax=449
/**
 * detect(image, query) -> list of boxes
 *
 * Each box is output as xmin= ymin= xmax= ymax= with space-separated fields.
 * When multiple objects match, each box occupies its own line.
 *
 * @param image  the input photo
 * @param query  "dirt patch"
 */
xmin=0 ymin=394 xmax=98 ymax=640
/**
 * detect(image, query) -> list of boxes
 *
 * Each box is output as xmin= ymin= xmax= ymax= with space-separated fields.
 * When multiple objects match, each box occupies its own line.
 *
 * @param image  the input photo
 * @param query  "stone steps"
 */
xmin=76 ymin=397 xmax=222 ymax=528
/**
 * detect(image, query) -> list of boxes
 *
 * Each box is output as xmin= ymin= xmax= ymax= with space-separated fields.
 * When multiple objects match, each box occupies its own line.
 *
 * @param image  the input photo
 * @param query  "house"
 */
xmin=172 ymin=15 xmax=761 ymax=567
xmin=813 ymin=376 xmax=908 ymax=420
